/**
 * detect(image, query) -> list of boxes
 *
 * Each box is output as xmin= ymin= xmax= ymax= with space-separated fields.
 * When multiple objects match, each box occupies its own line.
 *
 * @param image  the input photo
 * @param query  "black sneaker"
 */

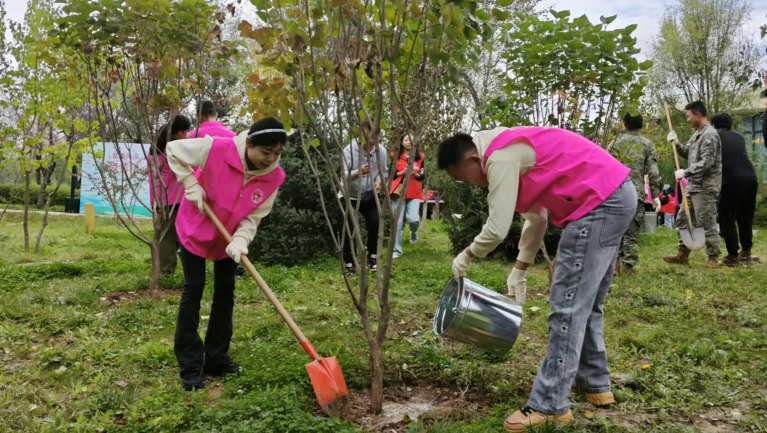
xmin=204 ymin=357 xmax=240 ymax=377
xmin=368 ymin=255 xmax=377 ymax=272
xmin=410 ymin=230 xmax=418 ymax=244
xmin=235 ymin=264 xmax=246 ymax=278
xmin=180 ymin=369 xmax=205 ymax=390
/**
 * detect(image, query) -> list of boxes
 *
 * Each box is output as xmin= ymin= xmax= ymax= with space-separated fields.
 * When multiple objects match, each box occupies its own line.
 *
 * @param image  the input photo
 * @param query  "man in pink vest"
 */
xmin=188 ymin=100 xmax=236 ymax=140
xmin=167 ymin=117 xmax=286 ymax=391
xmin=437 ymin=127 xmax=636 ymax=431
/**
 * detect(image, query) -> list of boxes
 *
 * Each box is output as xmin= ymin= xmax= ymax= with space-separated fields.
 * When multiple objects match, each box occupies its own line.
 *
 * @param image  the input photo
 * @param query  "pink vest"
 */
xmin=148 ymin=153 xmax=184 ymax=207
xmin=176 ymin=137 xmax=285 ymax=260
xmin=483 ymin=127 xmax=630 ymax=228
xmin=188 ymin=121 xmax=235 ymax=139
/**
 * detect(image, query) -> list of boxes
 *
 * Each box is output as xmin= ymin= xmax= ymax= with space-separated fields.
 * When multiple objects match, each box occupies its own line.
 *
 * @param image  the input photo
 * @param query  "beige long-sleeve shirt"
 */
xmin=468 ymin=127 xmax=548 ymax=264
xmin=166 ymin=131 xmax=279 ymax=245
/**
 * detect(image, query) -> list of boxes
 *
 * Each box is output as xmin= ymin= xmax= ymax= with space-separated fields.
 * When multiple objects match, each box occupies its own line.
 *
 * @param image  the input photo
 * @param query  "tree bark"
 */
xmin=23 ymin=171 xmax=31 ymax=253
xmin=149 ymin=239 xmax=162 ymax=290
xmin=368 ymin=340 xmax=384 ymax=414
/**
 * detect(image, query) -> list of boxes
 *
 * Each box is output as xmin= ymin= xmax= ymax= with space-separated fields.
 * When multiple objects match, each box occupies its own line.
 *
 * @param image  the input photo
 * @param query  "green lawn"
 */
xmin=0 ymin=213 xmax=765 ymax=433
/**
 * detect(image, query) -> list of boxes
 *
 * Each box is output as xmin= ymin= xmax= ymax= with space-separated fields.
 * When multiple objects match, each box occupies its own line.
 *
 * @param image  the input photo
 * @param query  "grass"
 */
xmin=0 ymin=212 xmax=766 ymax=433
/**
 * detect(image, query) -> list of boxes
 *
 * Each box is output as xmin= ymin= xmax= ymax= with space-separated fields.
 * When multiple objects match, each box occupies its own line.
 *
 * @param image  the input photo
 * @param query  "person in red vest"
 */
xmin=659 ymin=184 xmax=678 ymax=228
xmin=167 ymin=117 xmax=287 ymax=391
xmin=389 ymin=133 xmax=426 ymax=258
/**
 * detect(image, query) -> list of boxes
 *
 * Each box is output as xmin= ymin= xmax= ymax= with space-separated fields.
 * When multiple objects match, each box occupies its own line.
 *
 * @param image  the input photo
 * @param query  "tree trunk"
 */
xmin=149 ymin=239 xmax=162 ymax=290
xmin=23 ymin=171 xmax=31 ymax=253
xmin=34 ymin=193 xmax=52 ymax=254
xmin=368 ymin=340 xmax=384 ymax=414
xmin=36 ymin=165 xmax=54 ymax=208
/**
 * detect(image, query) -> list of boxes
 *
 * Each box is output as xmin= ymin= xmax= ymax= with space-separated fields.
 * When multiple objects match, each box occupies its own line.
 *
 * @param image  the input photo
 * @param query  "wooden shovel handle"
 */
xmin=200 ymin=201 xmax=319 ymax=360
xmin=663 ymin=103 xmax=694 ymax=229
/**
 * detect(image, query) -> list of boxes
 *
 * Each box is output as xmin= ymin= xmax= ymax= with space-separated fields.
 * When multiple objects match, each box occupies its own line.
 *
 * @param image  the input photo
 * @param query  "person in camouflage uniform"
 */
xmin=607 ymin=113 xmax=661 ymax=273
xmin=664 ymin=100 xmax=722 ymax=267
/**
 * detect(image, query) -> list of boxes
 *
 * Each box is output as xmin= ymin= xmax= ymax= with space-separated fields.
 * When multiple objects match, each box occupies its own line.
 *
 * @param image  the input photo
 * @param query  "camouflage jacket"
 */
xmin=677 ymin=123 xmax=722 ymax=194
xmin=607 ymin=131 xmax=661 ymax=202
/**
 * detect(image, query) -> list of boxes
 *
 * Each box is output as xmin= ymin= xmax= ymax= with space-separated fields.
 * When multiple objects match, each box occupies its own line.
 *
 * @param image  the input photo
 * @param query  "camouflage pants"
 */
xmin=618 ymin=201 xmax=644 ymax=268
xmin=674 ymin=192 xmax=721 ymax=257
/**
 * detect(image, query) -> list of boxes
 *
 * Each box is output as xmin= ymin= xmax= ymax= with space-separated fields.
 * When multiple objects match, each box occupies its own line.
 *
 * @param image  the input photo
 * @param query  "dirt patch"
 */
xmin=102 ymin=288 xmax=180 ymax=306
xmin=691 ymin=405 xmax=746 ymax=433
xmin=339 ymin=385 xmax=489 ymax=432
xmin=591 ymin=408 xmax=654 ymax=430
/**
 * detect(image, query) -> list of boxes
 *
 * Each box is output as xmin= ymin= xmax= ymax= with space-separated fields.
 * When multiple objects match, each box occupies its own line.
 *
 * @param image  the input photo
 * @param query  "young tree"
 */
xmin=244 ymin=0 xmax=499 ymax=413
xmin=2 ymin=0 xmax=90 ymax=253
xmin=484 ymin=10 xmax=652 ymax=143
xmin=652 ymin=0 xmax=759 ymax=113
xmin=56 ymin=0 xmax=238 ymax=287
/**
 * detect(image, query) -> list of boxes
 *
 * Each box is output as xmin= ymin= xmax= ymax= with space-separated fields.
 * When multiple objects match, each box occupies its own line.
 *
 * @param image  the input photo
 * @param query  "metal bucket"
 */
xmin=642 ymin=212 xmax=657 ymax=234
xmin=433 ymin=278 xmax=523 ymax=355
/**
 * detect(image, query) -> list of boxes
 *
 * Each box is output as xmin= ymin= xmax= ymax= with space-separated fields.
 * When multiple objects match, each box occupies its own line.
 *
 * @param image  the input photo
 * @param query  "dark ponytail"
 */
xmin=154 ymin=114 xmax=192 ymax=154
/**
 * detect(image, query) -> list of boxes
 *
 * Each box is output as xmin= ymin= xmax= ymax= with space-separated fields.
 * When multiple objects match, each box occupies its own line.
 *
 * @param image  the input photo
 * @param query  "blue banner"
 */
xmin=80 ymin=142 xmax=152 ymax=218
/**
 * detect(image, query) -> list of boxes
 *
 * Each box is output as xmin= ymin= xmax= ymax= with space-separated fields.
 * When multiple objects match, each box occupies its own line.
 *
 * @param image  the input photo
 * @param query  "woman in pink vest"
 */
xmin=437 ymin=127 xmax=636 ymax=431
xmin=166 ymin=117 xmax=287 ymax=391
xmin=188 ymin=100 xmax=236 ymax=139
xmin=148 ymin=115 xmax=191 ymax=275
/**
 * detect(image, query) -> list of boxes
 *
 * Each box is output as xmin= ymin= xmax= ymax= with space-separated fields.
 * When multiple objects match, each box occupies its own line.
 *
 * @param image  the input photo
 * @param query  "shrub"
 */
xmin=434 ymin=172 xmax=561 ymax=261
xmin=754 ymin=187 xmax=767 ymax=228
xmin=0 ymin=183 xmax=76 ymax=208
xmin=249 ymin=137 xmax=342 ymax=266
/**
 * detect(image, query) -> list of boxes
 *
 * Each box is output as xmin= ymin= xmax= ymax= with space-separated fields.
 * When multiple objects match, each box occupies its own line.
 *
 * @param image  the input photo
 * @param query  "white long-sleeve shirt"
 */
xmin=166 ymin=131 xmax=279 ymax=245
xmin=468 ymin=127 xmax=548 ymax=264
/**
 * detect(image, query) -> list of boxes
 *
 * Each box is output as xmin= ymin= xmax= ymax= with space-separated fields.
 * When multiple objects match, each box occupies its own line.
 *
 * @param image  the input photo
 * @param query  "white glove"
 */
xmin=674 ymin=169 xmax=686 ymax=180
xmin=452 ymin=249 xmax=473 ymax=279
xmin=225 ymin=237 xmax=249 ymax=263
xmin=507 ymin=267 xmax=528 ymax=305
xmin=653 ymin=198 xmax=661 ymax=211
xmin=184 ymin=182 xmax=206 ymax=212
xmin=667 ymin=130 xmax=678 ymax=143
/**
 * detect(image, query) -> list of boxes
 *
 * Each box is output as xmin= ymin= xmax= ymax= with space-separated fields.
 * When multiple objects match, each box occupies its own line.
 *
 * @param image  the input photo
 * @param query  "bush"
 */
xmin=249 ymin=137 xmax=342 ymax=266
xmin=0 ymin=183 xmax=76 ymax=208
xmin=755 ymin=187 xmax=767 ymax=228
xmin=435 ymin=172 xmax=560 ymax=261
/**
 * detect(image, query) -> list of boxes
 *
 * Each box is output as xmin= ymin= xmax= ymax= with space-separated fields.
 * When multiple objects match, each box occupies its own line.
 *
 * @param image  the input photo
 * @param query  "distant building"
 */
xmin=731 ymin=88 xmax=767 ymax=181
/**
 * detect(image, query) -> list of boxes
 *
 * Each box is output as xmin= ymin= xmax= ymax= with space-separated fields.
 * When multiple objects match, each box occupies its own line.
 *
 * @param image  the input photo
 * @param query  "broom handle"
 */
xmin=201 ymin=201 xmax=321 ymax=361
xmin=663 ymin=103 xmax=694 ymax=230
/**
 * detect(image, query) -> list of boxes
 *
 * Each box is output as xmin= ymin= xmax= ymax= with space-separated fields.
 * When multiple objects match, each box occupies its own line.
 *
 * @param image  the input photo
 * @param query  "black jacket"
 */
xmin=717 ymin=128 xmax=756 ymax=185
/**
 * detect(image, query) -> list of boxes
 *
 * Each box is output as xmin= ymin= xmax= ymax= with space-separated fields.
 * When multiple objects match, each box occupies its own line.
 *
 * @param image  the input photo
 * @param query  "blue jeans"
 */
xmin=392 ymin=198 xmax=421 ymax=256
xmin=527 ymin=180 xmax=636 ymax=414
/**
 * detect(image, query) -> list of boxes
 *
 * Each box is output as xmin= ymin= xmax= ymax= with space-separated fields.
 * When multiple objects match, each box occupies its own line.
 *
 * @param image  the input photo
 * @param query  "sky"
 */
xmin=547 ymin=0 xmax=767 ymax=58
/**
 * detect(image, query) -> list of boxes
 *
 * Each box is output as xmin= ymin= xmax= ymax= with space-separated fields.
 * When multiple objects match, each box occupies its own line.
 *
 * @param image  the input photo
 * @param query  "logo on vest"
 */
xmin=251 ymin=188 xmax=264 ymax=204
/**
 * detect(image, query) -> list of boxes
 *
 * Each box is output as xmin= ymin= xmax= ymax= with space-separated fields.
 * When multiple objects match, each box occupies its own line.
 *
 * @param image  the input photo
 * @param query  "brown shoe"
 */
xmin=707 ymin=256 xmax=720 ymax=268
xmin=504 ymin=407 xmax=573 ymax=432
xmin=722 ymin=255 xmax=740 ymax=267
xmin=739 ymin=250 xmax=759 ymax=265
xmin=663 ymin=249 xmax=689 ymax=265
xmin=586 ymin=391 xmax=616 ymax=406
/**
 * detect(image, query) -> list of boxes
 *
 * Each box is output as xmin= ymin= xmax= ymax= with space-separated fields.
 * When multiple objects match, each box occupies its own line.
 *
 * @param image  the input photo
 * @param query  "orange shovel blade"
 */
xmin=305 ymin=356 xmax=349 ymax=415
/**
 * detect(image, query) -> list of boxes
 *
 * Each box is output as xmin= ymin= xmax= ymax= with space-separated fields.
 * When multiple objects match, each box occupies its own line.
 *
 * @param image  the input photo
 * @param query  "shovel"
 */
xmin=663 ymin=103 xmax=704 ymax=250
xmin=199 ymin=200 xmax=349 ymax=415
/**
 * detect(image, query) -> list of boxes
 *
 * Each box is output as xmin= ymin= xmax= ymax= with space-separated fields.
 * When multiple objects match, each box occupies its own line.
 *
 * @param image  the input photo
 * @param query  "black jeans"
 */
xmin=718 ymin=178 xmax=758 ymax=256
xmin=341 ymin=191 xmax=380 ymax=264
xmin=174 ymin=246 xmax=236 ymax=375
